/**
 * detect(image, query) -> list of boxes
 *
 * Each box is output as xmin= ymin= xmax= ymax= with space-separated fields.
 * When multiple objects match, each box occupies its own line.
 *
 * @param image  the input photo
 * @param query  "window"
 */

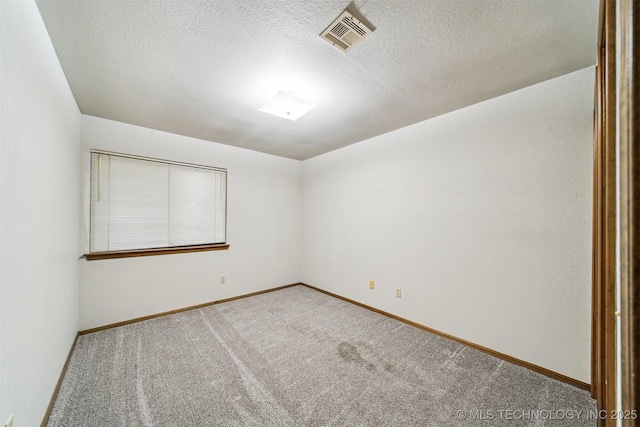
xmin=88 ymin=150 xmax=228 ymax=260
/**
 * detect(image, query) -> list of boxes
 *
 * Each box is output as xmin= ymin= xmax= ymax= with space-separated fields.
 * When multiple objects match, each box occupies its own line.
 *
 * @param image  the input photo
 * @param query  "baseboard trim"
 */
xmin=41 ymin=332 xmax=80 ymax=427
xmin=301 ymin=283 xmax=590 ymax=392
xmin=79 ymin=283 xmax=302 ymax=335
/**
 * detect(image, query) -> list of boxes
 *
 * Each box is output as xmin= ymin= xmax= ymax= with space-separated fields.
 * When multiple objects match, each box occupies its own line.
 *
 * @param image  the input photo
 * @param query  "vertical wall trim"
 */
xmin=592 ymin=0 xmax=617 ymax=423
xmin=592 ymin=0 xmax=639 ymax=423
xmin=617 ymin=0 xmax=639 ymax=418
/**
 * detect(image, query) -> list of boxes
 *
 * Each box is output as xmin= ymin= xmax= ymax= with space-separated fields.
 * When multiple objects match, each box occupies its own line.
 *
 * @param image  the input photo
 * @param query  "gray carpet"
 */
xmin=47 ymin=285 xmax=596 ymax=426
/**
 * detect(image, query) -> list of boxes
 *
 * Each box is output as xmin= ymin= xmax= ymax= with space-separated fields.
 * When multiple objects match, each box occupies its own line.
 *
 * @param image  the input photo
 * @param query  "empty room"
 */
xmin=2 ymin=0 xmax=638 ymax=426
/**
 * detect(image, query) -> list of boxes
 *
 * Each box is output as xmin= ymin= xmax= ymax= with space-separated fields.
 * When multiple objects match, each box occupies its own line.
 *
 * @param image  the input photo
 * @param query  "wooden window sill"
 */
xmin=84 ymin=244 xmax=230 ymax=260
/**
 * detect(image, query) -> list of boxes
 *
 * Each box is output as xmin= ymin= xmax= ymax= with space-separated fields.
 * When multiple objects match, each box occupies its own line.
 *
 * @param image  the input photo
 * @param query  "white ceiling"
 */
xmin=36 ymin=0 xmax=599 ymax=160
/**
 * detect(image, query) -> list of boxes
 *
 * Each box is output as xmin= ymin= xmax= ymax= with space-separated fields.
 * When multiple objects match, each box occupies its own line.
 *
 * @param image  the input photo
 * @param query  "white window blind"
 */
xmin=90 ymin=151 xmax=226 ymax=252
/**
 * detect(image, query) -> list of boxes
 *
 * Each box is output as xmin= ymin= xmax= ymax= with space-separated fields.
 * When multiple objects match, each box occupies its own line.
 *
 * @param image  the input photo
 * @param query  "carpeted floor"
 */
xmin=47 ymin=285 xmax=596 ymax=426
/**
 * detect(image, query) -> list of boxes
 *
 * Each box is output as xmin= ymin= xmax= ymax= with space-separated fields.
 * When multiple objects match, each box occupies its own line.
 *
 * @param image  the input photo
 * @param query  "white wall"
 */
xmin=0 ymin=1 xmax=81 ymax=425
xmin=302 ymin=67 xmax=594 ymax=383
xmin=79 ymin=116 xmax=302 ymax=330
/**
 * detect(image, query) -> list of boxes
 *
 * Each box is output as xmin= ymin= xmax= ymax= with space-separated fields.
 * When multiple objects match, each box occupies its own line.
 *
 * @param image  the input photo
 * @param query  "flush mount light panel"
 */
xmin=259 ymin=92 xmax=317 ymax=121
xmin=320 ymin=9 xmax=374 ymax=52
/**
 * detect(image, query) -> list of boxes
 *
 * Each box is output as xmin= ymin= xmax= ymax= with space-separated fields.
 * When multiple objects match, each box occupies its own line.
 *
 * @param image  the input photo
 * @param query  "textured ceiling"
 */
xmin=36 ymin=0 xmax=599 ymax=160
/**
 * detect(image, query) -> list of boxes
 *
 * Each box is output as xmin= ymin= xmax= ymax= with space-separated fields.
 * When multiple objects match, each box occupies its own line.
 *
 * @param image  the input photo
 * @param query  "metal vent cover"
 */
xmin=320 ymin=9 xmax=373 ymax=52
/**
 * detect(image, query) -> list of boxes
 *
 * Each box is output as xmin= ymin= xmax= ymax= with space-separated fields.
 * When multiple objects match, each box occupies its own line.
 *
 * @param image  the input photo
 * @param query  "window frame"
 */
xmin=85 ymin=150 xmax=229 ymax=260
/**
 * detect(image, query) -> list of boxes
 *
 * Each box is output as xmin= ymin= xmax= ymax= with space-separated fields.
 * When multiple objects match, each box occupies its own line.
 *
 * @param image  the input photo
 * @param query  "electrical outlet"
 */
xmin=220 ymin=275 xmax=226 ymax=284
xmin=395 ymin=288 xmax=402 ymax=298
xmin=5 ymin=414 xmax=13 ymax=427
xmin=369 ymin=280 xmax=375 ymax=290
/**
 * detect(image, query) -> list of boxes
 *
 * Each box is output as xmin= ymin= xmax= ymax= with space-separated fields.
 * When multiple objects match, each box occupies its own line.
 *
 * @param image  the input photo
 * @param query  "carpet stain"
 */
xmin=338 ymin=342 xmax=375 ymax=371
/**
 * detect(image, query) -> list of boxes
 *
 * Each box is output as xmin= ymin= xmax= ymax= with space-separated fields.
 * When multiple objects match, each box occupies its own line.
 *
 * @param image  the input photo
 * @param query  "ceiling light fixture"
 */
xmin=259 ymin=91 xmax=317 ymax=121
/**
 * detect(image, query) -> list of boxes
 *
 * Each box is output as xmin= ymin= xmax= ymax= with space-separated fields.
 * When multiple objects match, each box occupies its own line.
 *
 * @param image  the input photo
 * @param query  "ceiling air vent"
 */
xmin=320 ymin=9 xmax=373 ymax=52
